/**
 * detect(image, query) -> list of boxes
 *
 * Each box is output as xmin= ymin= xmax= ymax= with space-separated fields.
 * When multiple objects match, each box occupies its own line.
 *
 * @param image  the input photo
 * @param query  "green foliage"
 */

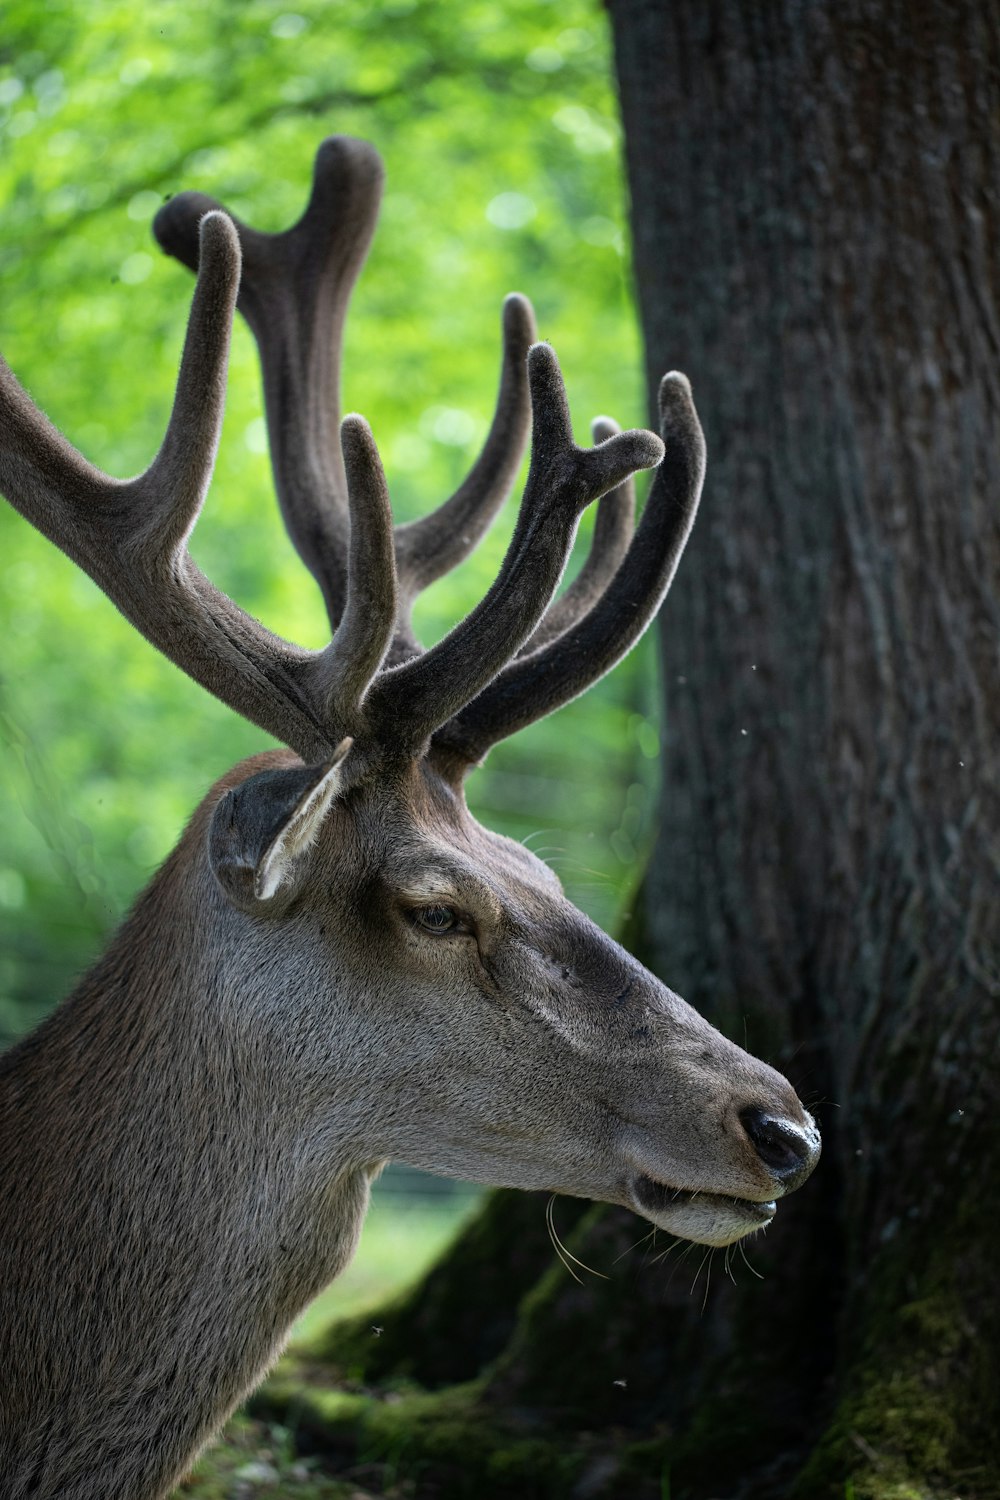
xmin=0 ymin=0 xmax=659 ymax=1041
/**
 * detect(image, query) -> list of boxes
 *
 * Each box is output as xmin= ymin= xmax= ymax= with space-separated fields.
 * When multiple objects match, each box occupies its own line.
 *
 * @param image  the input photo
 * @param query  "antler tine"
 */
xmin=0 ymin=210 xmax=235 ymax=559
xmin=365 ymin=343 xmax=664 ymax=752
xmin=393 ymin=293 xmax=536 ymax=624
xmin=0 ymin=212 xmax=336 ymax=764
xmin=314 ymin=415 xmax=398 ymax=731
xmin=154 ymin=136 xmax=385 ymax=632
xmin=431 ymin=372 xmax=705 ymax=766
xmin=155 ymin=142 xmax=537 ymax=656
xmin=517 ymin=414 xmax=636 ymax=655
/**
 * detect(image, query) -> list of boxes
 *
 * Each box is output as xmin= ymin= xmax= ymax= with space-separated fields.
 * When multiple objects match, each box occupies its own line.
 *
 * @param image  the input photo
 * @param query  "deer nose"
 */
xmin=739 ymin=1107 xmax=821 ymax=1191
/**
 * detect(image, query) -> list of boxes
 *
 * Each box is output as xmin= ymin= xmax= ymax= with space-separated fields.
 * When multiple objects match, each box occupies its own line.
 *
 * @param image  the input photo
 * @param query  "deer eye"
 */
xmin=409 ymin=904 xmax=463 ymax=935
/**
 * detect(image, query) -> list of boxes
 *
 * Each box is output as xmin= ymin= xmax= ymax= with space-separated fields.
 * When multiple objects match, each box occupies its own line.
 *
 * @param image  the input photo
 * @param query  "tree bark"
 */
xmin=615 ymin=0 xmax=1000 ymax=1491
xmin=272 ymin=4 xmax=1000 ymax=1495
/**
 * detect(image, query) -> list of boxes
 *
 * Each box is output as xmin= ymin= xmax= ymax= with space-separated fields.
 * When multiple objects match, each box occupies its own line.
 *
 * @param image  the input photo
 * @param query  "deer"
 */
xmin=0 ymin=136 xmax=820 ymax=1500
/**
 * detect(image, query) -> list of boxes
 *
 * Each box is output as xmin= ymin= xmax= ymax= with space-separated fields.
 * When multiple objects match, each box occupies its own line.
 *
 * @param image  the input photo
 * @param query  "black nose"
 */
xmin=740 ymin=1107 xmax=820 ymax=1188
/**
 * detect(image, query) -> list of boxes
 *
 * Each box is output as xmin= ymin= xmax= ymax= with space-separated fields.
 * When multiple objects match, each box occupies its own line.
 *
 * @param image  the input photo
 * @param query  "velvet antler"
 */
xmin=153 ymin=137 xmax=537 ymax=657
xmin=0 ymin=137 xmax=698 ymax=780
xmin=364 ymin=345 xmax=663 ymax=751
xmin=431 ymin=374 xmax=705 ymax=765
xmin=1 ymin=215 xmax=333 ymax=762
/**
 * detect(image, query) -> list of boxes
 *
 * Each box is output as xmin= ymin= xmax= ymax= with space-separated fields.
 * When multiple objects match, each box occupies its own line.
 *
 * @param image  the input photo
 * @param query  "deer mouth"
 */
xmin=629 ymin=1173 xmax=776 ymax=1247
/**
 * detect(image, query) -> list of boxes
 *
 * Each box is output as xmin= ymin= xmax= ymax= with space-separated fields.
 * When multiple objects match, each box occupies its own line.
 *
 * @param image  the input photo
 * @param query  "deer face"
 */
xmin=210 ymin=752 xmax=819 ymax=1248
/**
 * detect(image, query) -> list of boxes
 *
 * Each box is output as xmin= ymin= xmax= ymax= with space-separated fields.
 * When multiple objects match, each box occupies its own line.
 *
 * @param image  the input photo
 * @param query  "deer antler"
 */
xmin=0 ymin=214 xmax=333 ymax=762
xmin=431 ymin=373 xmax=705 ymax=765
xmin=153 ymin=136 xmax=537 ymax=656
xmin=364 ymin=344 xmax=663 ymax=750
xmin=517 ymin=415 xmax=637 ymax=656
xmin=0 ymin=137 xmax=693 ymax=780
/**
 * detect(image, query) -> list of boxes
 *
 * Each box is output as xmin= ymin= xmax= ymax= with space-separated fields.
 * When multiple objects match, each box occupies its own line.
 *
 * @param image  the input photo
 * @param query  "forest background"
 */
xmin=4 ymin=2 xmax=998 ymax=1499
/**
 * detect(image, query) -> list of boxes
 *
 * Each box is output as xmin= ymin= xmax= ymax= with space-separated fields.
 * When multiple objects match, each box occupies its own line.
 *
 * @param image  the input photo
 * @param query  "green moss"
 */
xmin=259 ymin=1176 xmax=999 ymax=1500
xmin=261 ymin=1107 xmax=999 ymax=1500
xmin=793 ymin=1197 xmax=1000 ymax=1500
xmin=254 ymin=1377 xmax=587 ymax=1499
xmin=255 ymin=1285 xmax=995 ymax=1500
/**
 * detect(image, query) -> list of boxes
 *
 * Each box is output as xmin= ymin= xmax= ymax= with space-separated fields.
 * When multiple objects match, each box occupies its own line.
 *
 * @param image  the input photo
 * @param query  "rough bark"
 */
xmin=268 ymin=4 xmax=1000 ymax=1496
xmin=618 ymin=0 xmax=1000 ymax=1491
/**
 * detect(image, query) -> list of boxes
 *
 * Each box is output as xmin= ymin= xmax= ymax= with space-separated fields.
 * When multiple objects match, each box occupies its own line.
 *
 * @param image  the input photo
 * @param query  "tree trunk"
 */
xmin=269 ymin=4 xmax=1000 ymax=1495
xmin=614 ymin=0 xmax=1000 ymax=1492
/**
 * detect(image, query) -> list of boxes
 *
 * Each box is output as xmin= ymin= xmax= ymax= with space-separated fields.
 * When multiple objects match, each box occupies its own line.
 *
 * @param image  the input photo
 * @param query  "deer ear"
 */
xmin=208 ymin=739 xmax=353 ymax=911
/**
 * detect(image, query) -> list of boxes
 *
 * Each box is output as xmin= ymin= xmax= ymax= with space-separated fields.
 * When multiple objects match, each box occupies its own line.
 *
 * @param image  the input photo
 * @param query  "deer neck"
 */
xmin=0 ymin=843 xmax=372 ymax=1500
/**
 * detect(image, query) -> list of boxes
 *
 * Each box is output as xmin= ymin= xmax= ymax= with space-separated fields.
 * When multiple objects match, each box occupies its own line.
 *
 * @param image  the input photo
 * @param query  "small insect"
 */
xmin=371 ymin=1325 xmax=384 ymax=1338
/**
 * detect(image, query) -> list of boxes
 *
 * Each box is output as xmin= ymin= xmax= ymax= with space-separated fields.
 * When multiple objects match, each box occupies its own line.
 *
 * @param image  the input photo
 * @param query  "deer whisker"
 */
xmin=545 ymin=1196 xmax=609 ymax=1283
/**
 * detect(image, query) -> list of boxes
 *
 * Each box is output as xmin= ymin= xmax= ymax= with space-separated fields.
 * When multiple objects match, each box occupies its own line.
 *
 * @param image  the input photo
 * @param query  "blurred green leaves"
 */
xmin=0 ymin=0 xmax=660 ymax=1041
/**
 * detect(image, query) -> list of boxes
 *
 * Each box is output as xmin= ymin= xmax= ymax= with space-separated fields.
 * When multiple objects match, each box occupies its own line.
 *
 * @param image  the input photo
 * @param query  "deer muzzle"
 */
xmin=625 ymin=1101 xmax=821 ymax=1247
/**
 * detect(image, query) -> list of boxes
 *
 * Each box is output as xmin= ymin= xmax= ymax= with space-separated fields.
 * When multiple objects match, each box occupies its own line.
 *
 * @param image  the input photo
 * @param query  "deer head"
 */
xmin=0 ymin=139 xmax=819 ymax=1259
xmin=0 ymin=138 xmax=819 ymax=1268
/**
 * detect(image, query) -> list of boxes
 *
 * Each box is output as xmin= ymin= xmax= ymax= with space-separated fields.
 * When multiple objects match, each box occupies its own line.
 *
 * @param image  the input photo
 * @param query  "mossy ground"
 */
xmin=252 ymin=1373 xmax=589 ymax=1500
xmin=170 ymin=1413 xmax=381 ymax=1500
